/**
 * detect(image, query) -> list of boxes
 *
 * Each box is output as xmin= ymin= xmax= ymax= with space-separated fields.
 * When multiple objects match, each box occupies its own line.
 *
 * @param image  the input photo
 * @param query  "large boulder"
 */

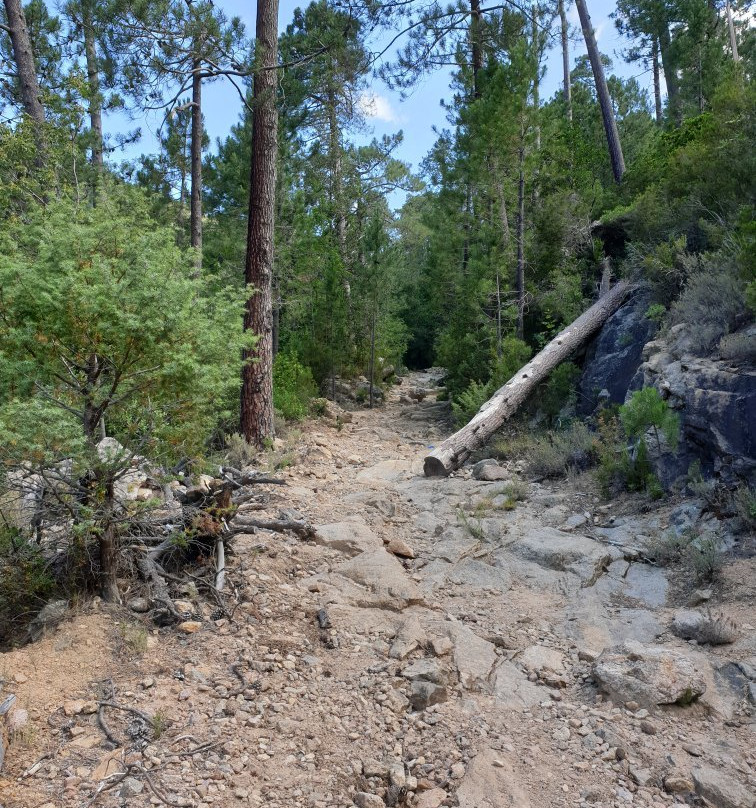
xmin=26 ymin=599 xmax=69 ymax=642
xmin=579 ymin=291 xmax=657 ymax=414
xmin=692 ymin=766 xmax=756 ymax=808
xmin=593 ymin=641 xmax=706 ymax=710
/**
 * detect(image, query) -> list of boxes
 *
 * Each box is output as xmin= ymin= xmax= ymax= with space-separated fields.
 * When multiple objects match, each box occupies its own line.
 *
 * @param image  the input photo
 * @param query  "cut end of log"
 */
xmin=423 ymin=455 xmax=450 ymax=478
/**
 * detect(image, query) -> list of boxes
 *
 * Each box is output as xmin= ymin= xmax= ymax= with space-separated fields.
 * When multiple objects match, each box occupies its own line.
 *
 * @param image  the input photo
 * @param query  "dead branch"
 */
xmin=228 ymin=517 xmax=316 ymax=539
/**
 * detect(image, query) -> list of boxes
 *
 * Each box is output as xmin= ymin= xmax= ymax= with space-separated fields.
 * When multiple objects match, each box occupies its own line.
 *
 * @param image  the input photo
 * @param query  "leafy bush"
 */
xmin=718 ymin=330 xmax=756 ymax=364
xmin=626 ymin=237 xmax=689 ymax=305
xmin=489 ymin=421 xmax=595 ymax=479
xmin=525 ymin=422 xmax=595 ymax=478
xmin=734 ymin=484 xmax=756 ymax=530
xmin=541 ymin=362 xmax=581 ymax=424
xmin=620 ymin=387 xmax=679 ymax=452
xmin=224 ymin=432 xmax=257 ymax=469
xmin=594 ymin=403 xmax=666 ymax=499
xmin=489 ymin=338 xmax=533 ymax=388
xmin=593 ymin=389 xmax=678 ymax=498
xmin=273 ymin=351 xmax=317 ymax=421
xmin=646 ymin=529 xmax=723 ymax=583
xmin=0 ymin=526 xmax=57 ymax=647
xmin=645 ymin=303 xmax=667 ymax=323
xmin=668 ymin=258 xmax=746 ymax=355
xmin=451 ymin=338 xmax=531 ymax=425
xmin=687 ymin=537 xmax=724 ymax=583
xmin=452 ymin=380 xmax=489 ymax=425
xmin=0 ymin=187 xmax=249 ymax=602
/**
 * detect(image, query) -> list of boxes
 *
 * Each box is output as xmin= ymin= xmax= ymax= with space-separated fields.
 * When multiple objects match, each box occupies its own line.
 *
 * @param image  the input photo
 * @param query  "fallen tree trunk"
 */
xmin=424 ymin=281 xmax=634 ymax=476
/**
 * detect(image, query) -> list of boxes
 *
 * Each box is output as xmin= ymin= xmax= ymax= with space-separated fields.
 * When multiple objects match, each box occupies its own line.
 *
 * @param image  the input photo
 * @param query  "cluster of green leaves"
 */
xmin=595 ymin=388 xmax=679 ymax=498
xmin=449 ymin=337 xmax=531 ymax=425
xmin=0 ymin=185 xmax=250 ymax=469
xmin=273 ymin=351 xmax=317 ymax=421
xmin=0 ymin=524 xmax=57 ymax=648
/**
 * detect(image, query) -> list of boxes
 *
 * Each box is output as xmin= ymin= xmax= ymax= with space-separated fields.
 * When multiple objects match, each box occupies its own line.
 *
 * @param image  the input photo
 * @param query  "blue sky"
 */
xmin=106 ymin=0 xmax=648 ymax=181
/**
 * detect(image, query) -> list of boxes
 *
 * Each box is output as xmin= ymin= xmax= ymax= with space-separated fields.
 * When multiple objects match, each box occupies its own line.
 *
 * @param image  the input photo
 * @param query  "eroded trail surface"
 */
xmin=2 ymin=370 xmax=755 ymax=808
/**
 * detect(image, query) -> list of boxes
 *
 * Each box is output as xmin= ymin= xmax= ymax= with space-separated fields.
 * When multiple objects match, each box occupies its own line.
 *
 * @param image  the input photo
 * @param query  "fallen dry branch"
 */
xmin=424 ymin=281 xmax=634 ymax=476
xmin=97 ymin=700 xmax=154 ymax=724
xmin=229 ymin=517 xmax=316 ymax=539
xmin=221 ymin=466 xmax=287 ymax=486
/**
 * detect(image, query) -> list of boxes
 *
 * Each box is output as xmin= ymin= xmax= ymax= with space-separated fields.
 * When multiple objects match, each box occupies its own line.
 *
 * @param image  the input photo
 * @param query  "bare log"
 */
xmin=230 ymin=517 xmax=316 ymax=539
xmin=424 ymin=281 xmax=634 ymax=476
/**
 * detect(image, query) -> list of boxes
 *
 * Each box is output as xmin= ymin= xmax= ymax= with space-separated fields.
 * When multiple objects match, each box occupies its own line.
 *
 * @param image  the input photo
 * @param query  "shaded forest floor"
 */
xmin=1 ymin=371 xmax=754 ymax=808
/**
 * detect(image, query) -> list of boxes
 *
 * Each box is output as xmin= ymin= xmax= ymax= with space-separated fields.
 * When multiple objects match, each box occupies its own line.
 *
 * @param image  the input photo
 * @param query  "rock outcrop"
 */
xmin=593 ymin=641 xmax=707 ymax=709
xmin=579 ymin=291 xmax=657 ymax=413
xmin=635 ymin=328 xmax=756 ymax=485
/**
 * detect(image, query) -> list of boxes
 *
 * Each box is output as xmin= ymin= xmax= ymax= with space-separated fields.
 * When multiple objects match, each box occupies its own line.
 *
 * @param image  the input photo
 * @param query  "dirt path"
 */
xmin=1 ymin=371 xmax=754 ymax=808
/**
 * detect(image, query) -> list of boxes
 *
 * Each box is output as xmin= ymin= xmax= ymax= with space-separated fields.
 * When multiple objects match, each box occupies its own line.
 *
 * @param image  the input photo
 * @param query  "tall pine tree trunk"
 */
xmin=3 ymin=0 xmax=46 ymax=154
xmin=574 ymin=0 xmax=625 ymax=183
xmin=725 ymin=0 xmax=739 ymax=61
xmin=82 ymin=0 xmax=103 ymax=168
xmin=658 ymin=26 xmax=681 ymax=126
xmin=241 ymin=0 xmax=279 ymax=449
xmin=469 ymin=0 xmax=482 ymax=99
xmin=652 ymin=37 xmax=663 ymax=124
xmin=531 ymin=4 xmax=541 ymax=151
xmin=327 ymin=93 xmax=350 ymax=302
xmin=515 ymin=116 xmax=526 ymax=340
xmin=190 ymin=56 xmax=203 ymax=268
xmin=558 ymin=0 xmax=572 ymax=121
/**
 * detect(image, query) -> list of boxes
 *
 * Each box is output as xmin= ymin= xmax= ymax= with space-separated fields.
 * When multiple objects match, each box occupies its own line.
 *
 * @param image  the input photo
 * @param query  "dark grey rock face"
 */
xmin=583 ymin=293 xmax=755 ymax=485
xmin=636 ymin=333 xmax=756 ymax=485
xmin=579 ymin=292 xmax=657 ymax=414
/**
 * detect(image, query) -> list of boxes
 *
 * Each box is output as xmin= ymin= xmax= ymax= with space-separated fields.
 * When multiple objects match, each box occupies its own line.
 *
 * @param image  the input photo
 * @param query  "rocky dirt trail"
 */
xmin=1 ymin=370 xmax=755 ymax=808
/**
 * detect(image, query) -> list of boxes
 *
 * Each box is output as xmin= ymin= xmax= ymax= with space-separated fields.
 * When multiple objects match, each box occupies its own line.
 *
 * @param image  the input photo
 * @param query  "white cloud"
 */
xmin=357 ymin=91 xmax=399 ymax=123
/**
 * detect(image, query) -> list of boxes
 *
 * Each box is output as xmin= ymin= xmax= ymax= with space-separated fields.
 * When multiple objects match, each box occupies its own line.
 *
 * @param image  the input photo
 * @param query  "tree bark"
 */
xmin=82 ymin=0 xmax=103 ymax=168
xmin=531 ymin=4 xmax=541 ymax=151
xmin=3 ymin=0 xmax=46 ymax=152
xmin=241 ymin=0 xmax=279 ymax=449
xmin=559 ymin=0 xmax=572 ymax=121
xmin=658 ymin=25 xmax=681 ymax=126
xmin=515 ymin=117 xmax=526 ymax=340
xmin=99 ymin=486 xmax=121 ymax=603
xmin=469 ymin=0 xmax=482 ymax=99
xmin=574 ymin=0 xmax=625 ymax=183
xmin=190 ymin=56 xmax=203 ymax=268
xmin=423 ymin=281 xmax=633 ymax=476
xmin=652 ymin=37 xmax=662 ymax=125
xmin=725 ymin=0 xmax=739 ymax=62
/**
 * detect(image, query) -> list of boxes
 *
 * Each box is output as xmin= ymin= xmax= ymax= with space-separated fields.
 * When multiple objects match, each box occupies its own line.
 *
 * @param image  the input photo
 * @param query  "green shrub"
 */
xmin=0 ymin=526 xmax=57 ymax=647
xmin=620 ymin=387 xmax=680 ymax=452
xmin=490 ymin=338 xmax=533 ymax=388
xmin=451 ymin=338 xmax=531 ymax=426
xmin=224 ymin=432 xmax=257 ymax=468
xmin=687 ymin=537 xmax=723 ymax=583
xmin=669 ymin=258 xmax=746 ymax=355
xmin=594 ymin=406 xmax=665 ymax=498
xmin=647 ymin=528 xmax=724 ymax=584
xmin=645 ymin=303 xmax=667 ymax=323
xmin=541 ymin=362 xmax=581 ymax=424
xmin=452 ymin=380 xmax=489 ymax=425
xmin=734 ymin=484 xmax=756 ymax=530
xmin=501 ymin=480 xmax=528 ymax=501
xmin=273 ymin=351 xmax=317 ymax=421
xmin=524 ymin=422 xmax=595 ymax=479
xmin=719 ymin=330 xmax=756 ymax=364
